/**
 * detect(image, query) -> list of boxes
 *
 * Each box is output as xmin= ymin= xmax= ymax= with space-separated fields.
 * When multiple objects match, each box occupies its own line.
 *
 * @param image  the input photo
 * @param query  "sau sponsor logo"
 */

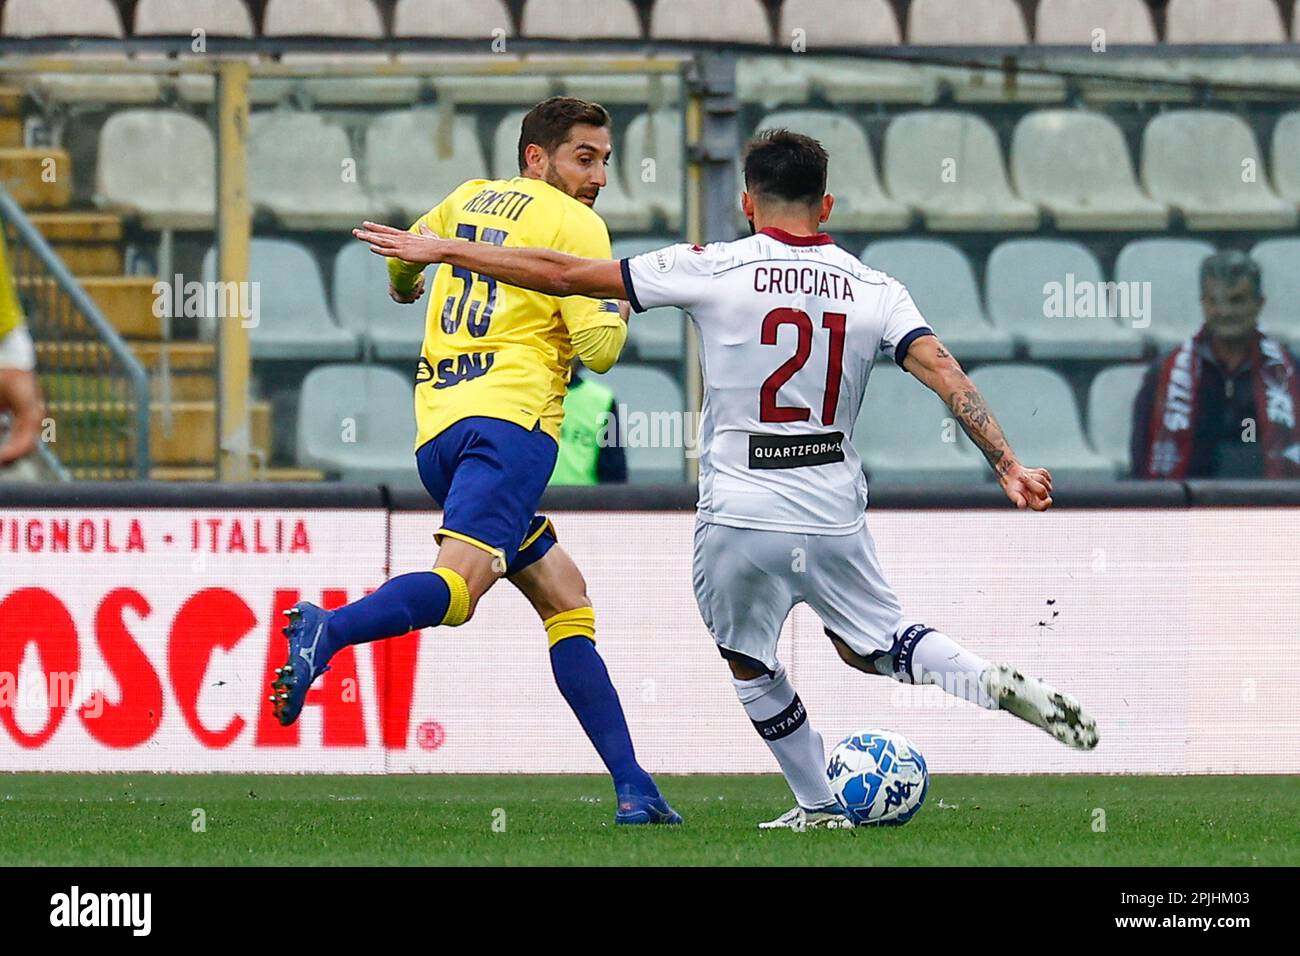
xmin=417 ymin=352 xmax=496 ymax=390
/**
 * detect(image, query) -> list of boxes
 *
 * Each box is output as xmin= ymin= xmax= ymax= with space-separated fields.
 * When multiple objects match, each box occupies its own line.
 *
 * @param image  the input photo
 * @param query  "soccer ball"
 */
xmin=826 ymin=729 xmax=929 ymax=826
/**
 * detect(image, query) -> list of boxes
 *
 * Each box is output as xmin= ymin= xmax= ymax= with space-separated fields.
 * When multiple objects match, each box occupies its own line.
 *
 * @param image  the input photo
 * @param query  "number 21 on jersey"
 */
xmin=759 ymin=308 xmax=846 ymax=426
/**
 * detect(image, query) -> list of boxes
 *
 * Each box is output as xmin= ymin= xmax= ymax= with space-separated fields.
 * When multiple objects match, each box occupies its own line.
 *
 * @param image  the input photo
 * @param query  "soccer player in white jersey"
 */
xmin=354 ymin=129 xmax=1100 ymax=829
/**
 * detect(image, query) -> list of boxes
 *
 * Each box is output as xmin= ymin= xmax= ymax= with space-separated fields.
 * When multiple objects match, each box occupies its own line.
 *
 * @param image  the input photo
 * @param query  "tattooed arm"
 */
xmin=902 ymin=335 xmax=1054 ymax=511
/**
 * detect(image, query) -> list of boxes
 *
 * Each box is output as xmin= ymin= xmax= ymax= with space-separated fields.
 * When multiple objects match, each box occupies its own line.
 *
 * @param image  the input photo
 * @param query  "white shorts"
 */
xmin=692 ymin=518 xmax=908 ymax=672
xmin=0 ymin=326 xmax=35 ymax=371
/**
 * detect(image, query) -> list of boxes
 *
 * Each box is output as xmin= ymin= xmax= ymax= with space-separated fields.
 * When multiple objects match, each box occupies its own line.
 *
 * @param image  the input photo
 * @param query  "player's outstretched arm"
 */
xmin=902 ymin=335 xmax=1053 ymax=511
xmin=353 ymin=222 xmax=627 ymax=300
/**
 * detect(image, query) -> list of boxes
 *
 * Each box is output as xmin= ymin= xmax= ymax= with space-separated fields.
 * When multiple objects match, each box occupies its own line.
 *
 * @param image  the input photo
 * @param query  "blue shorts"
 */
xmin=415 ymin=416 xmax=559 ymax=575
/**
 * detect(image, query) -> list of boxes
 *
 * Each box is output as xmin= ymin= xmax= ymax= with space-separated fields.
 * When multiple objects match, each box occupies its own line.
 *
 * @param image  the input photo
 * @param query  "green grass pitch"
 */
xmin=1 ymin=774 xmax=1295 ymax=866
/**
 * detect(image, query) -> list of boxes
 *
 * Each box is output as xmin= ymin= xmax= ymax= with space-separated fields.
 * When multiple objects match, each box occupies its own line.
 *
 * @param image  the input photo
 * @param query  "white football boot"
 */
xmin=981 ymin=664 xmax=1099 ymax=750
xmin=758 ymin=806 xmax=854 ymax=830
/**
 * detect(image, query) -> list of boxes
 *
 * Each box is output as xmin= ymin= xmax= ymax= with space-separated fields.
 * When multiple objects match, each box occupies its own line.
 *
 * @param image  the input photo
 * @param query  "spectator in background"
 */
xmin=550 ymin=363 xmax=626 ymax=485
xmin=1132 ymin=250 xmax=1300 ymax=479
xmin=0 ymin=229 xmax=45 ymax=480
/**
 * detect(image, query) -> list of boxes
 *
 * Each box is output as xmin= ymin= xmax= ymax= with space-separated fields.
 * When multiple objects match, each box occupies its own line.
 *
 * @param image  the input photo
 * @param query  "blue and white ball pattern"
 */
xmin=826 ymin=730 xmax=929 ymax=826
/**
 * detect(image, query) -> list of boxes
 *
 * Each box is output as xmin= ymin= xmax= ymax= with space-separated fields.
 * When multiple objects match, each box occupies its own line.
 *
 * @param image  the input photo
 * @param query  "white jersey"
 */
xmin=622 ymin=228 xmax=933 ymax=535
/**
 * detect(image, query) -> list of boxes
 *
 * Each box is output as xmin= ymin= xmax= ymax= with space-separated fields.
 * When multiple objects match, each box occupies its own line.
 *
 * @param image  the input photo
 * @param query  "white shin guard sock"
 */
xmin=733 ymin=664 xmax=837 ymax=810
xmin=894 ymin=624 xmax=998 ymax=710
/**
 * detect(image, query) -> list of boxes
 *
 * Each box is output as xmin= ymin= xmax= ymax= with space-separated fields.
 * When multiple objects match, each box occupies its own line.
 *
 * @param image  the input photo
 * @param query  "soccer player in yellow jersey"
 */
xmin=273 ymin=98 xmax=680 ymax=825
xmin=0 ymin=229 xmax=45 ymax=473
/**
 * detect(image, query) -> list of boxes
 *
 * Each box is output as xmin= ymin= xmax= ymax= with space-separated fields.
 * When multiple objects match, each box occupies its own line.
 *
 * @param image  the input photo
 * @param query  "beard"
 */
xmin=546 ymin=168 xmax=599 ymax=206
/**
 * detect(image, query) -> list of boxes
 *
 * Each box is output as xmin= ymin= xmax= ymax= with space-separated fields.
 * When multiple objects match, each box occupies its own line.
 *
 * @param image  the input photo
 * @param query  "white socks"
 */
xmin=733 ymin=664 xmax=837 ymax=811
xmin=895 ymin=624 xmax=998 ymax=710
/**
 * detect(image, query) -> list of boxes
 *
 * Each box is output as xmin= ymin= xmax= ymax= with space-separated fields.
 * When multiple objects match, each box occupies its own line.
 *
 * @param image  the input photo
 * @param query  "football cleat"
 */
xmin=614 ymin=785 xmax=684 ymax=826
xmin=270 ymin=602 xmax=334 ymax=727
xmin=982 ymin=664 xmax=1099 ymax=751
xmin=758 ymin=805 xmax=854 ymax=830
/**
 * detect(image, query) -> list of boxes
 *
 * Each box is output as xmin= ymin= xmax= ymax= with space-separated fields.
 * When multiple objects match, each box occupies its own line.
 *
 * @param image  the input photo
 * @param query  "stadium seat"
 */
xmin=907 ymin=0 xmax=1028 ymax=43
xmin=611 ymin=237 xmax=685 ymax=360
xmin=3 ymin=0 xmax=162 ymax=103
xmin=249 ymin=111 xmax=375 ymax=229
xmin=1271 ymin=111 xmax=1300 ymax=207
xmin=395 ymin=0 xmax=513 ymax=37
xmin=134 ymin=0 xmax=254 ymax=36
xmin=333 ymin=242 xmax=430 ymax=361
xmin=265 ymin=0 xmax=419 ymax=104
xmin=395 ymin=1 xmax=553 ymax=104
xmin=263 ymin=0 xmax=384 ymax=36
xmin=777 ymin=0 xmax=901 ymax=46
xmin=202 ymin=239 xmax=360 ymax=360
xmin=490 ymin=109 xmax=651 ymax=230
xmin=757 ymin=110 xmax=909 ymax=231
xmin=3 ymin=0 xmax=123 ymax=34
xmin=1011 ymin=110 xmax=1168 ymax=230
xmin=1141 ymin=111 xmax=1296 ymax=230
xmin=1034 ymin=0 xmax=1157 ymax=44
xmin=764 ymin=2 xmax=930 ymax=102
xmin=523 ymin=0 xmax=642 ymax=37
xmin=1087 ymin=363 xmax=1149 ymax=475
xmin=536 ymin=4 xmax=675 ymax=106
xmin=761 ymin=1 xmax=920 ymax=104
xmin=853 ymin=365 xmax=986 ymax=484
xmin=94 ymin=110 xmax=215 ymax=230
xmin=862 ymin=239 xmax=1015 ymax=360
xmin=985 ymin=239 xmax=1145 ymax=360
xmin=132 ymin=0 xmax=271 ymax=105
xmin=296 ymin=364 xmax=419 ymax=486
xmin=1249 ymin=238 xmax=1300 ymax=349
xmin=650 ymin=0 xmax=772 ymax=43
xmin=908 ymin=0 xmax=1062 ymax=100
xmin=1113 ymin=238 xmax=1217 ymax=349
xmin=968 ymin=365 xmax=1117 ymax=481
xmin=1036 ymin=2 xmax=1182 ymax=105
xmin=623 ymin=111 xmax=684 ymax=230
xmin=521 ymin=0 xmax=667 ymax=105
xmin=1165 ymin=0 xmax=1287 ymax=43
xmin=594 ymin=364 xmax=688 ymax=483
xmin=365 ymin=111 xmax=487 ymax=223
xmin=882 ymin=112 xmax=1039 ymax=232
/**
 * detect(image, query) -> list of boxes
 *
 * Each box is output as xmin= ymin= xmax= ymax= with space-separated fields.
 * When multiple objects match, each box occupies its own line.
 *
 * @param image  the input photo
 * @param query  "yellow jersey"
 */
xmin=0 ymin=231 xmax=26 ymax=340
xmin=390 ymin=176 xmax=623 ymax=449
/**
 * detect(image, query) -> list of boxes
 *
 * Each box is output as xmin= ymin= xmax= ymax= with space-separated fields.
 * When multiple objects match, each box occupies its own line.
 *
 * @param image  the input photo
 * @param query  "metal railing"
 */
xmin=0 ymin=185 xmax=149 ymax=479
